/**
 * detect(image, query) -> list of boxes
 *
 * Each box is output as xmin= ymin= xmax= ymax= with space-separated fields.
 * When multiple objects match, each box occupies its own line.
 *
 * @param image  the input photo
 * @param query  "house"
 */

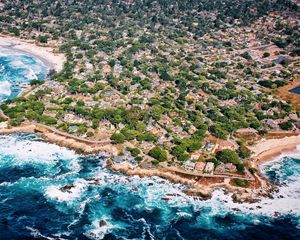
xmin=113 ymin=153 xmax=136 ymax=167
xmin=214 ymin=163 xmax=237 ymax=174
xmin=184 ymin=161 xmax=195 ymax=171
xmin=264 ymin=119 xmax=280 ymax=129
xmin=272 ymin=55 xmax=292 ymax=65
xmin=194 ymin=162 xmax=206 ymax=172
xmin=64 ymin=113 xmax=85 ymax=124
xmin=68 ymin=125 xmax=78 ymax=132
xmin=202 ymin=141 xmax=216 ymax=152
xmin=204 ymin=162 xmax=214 ymax=174
xmin=113 ymin=156 xmax=126 ymax=164
xmin=216 ymin=140 xmax=236 ymax=152
xmin=190 ymin=151 xmax=201 ymax=160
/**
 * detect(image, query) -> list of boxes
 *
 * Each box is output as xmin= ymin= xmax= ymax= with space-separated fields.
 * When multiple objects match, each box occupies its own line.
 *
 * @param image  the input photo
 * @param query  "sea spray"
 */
xmin=0 ymin=133 xmax=299 ymax=239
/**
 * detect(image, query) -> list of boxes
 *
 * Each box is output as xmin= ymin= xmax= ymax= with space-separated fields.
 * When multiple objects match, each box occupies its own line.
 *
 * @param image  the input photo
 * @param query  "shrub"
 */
xmin=40 ymin=115 xmax=57 ymax=125
xmin=126 ymin=147 xmax=141 ymax=157
xmin=240 ymin=52 xmax=252 ymax=60
xmin=135 ymin=156 xmax=143 ymax=162
xmin=249 ymin=167 xmax=256 ymax=175
xmin=86 ymin=131 xmax=94 ymax=137
xmin=37 ymin=35 xmax=48 ymax=43
xmin=30 ymin=79 xmax=45 ymax=86
xmin=121 ymin=128 xmax=139 ymax=141
xmin=279 ymin=121 xmax=293 ymax=130
xmin=238 ymin=145 xmax=251 ymax=159
xmin=236 ymin=163 xmax=245 ymax=173
xmin=151 ymin=160 xmax=160 ymax=166
xmin=136 ymin=132 xmax=158 ymax=142
xmin=262 ymin=52 xmax=270 ymax=58
xmin=232 ymin=179 xmax=249 ymax=188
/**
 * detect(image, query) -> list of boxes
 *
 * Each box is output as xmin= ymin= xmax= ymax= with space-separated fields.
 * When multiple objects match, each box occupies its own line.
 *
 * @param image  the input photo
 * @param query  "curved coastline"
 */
xmin=0 ymin=34 xmax=65 ymax=72
xmin=250 ymin=135 xmax=300 ymax=166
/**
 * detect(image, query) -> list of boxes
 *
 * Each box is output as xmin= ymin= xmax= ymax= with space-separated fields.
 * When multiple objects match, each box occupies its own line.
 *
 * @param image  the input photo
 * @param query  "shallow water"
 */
xmin=0 ymin=133 xmax=299 ymax=239
xmin=0 ymin=47 xmax=48 ymax=100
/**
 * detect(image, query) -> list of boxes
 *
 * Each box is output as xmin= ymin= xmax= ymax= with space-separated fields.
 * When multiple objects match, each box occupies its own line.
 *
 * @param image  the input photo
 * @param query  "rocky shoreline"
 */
xmin=0 ymin=122 xmax=118 ymax=156
xmin=107 ymin=160 xmax=276 ymax=203
xmin=1 ymin=122 xmax=296 ymax=203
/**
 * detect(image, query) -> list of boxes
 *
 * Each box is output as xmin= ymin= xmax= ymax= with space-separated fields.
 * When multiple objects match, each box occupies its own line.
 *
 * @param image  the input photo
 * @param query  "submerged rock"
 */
xmin=232 ymin=208 xmax=241 ymax=212
xmin=59 ymin=184 xmax=75 ymax=193
xmin=161 ymin=197 xmax=170 ymax=201
xmin=99 ymin=219 xmax=107 ymax=227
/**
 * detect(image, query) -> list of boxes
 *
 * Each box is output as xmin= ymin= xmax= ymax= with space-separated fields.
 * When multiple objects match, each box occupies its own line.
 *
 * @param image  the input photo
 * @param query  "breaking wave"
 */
xmin=0 ymin=46 xmax=48 ymax=101
xmin=0 ymin=133 xmax=299 ymax=239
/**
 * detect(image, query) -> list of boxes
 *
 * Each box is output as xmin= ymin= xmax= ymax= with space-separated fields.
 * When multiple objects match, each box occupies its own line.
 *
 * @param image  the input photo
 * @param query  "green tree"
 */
xmin=216 ymin=149 xmax=240 ymax=164
xmin=148 ymin=146 xmax=167 ymax=162
xmin=111 ymin=132 xmax=125 ymax=144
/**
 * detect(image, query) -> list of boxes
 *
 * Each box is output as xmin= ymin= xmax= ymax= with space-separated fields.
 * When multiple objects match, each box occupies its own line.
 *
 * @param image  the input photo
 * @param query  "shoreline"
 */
xmin=249 ymin=134 xmax=300 ymax=166
xmin=0 ymin=34 xmax=65 ymax=72
xmin=0 ymin=123 xmax=299 ymax=202
xmin=0 ymin=122 xmax=118 ymax=156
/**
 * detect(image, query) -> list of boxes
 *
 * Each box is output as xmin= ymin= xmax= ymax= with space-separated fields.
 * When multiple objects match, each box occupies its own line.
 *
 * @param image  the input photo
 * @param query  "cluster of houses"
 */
xmin=183 ymin=161 xmax=238 ymax=175
xmin=183 ymin=161 xmax=215 ymax=174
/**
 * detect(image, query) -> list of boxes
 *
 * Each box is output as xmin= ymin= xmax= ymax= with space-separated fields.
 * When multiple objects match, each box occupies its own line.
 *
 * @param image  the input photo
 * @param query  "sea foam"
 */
xmin=0 ymin=80 xmax=11 ymax=96
xmin=45 ymin=179 xmax=88 ymax=202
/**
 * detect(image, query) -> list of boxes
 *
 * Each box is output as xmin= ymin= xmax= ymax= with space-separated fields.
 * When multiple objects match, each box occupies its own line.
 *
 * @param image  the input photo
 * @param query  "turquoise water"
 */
xmin=0 ymin=45 xmax=300 ymax=239
xmin=0 ymin=133 xmax=299 ymax=239
xmin=0 ymin=46 xmax=48 ymax=101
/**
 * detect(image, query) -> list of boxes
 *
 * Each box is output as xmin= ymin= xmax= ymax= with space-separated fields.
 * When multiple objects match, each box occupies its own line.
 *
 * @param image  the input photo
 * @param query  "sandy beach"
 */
xmin=0 ymin=34 xmax=65 ymax=72
xmin=250 ymin=134 xmax=300 ymax=165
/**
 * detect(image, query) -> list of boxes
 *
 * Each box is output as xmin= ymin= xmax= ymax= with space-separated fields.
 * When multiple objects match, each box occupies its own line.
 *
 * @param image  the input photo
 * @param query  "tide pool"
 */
xmin=0 ymin=133 xmax=299 ymax=239
xmin=0 ymin=46 xmax=48 ymax=101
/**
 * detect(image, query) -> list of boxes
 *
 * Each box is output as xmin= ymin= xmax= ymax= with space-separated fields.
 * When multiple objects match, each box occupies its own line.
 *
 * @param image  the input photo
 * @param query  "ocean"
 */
xmin=0 ymin=47 xmax=48 ymax=101
xmin=0 ymin=133 xmax=299 ymax=239
xmin=0 ymin=47 xmax=299 ymax=240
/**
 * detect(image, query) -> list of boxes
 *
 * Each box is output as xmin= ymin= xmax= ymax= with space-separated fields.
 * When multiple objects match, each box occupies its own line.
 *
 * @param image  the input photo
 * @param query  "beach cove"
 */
xmin=0 ymin=34 xmax=65 ymax=72
xmin=0 ymin=34 xmax=65 ymax=101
